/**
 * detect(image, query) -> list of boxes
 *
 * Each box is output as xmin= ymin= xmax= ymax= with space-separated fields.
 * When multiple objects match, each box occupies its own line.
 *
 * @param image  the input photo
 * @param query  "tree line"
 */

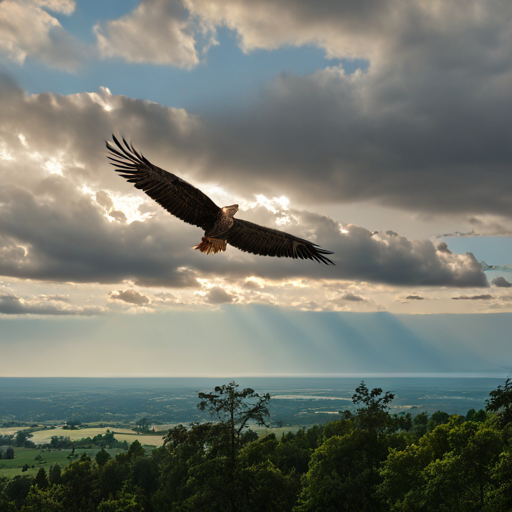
xmin=1 ymin=379 xmax=512 ymax=511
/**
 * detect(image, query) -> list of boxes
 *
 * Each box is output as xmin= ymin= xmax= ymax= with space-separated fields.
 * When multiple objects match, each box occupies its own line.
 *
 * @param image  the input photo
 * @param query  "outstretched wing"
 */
xmin=107 ymin=135 xmax=220 ymax=229
xmin=226 ymin=218 xmax=335 ymax=265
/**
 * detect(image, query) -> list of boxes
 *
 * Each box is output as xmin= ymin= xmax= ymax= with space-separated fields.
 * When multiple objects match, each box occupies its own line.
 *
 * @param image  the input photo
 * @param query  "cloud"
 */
xmin=405 ymin=295 xmax=424 ymax=300
xmin=4 ymin=1 xmax=512 ymax=217
xmin=161 ymin=0 xmax=512 ymax=217
xmin=0 ymin=291 xmax=102 ymax=316
xmin=435 ymin=242 xmax=452 ymax=254
xmin=205 ymin=287 xmax=235 ymax=304
xmin=186 ymin=0 xmax=394 ymax=59
xmin=339 ymin=292 xmax=364 ymax=302
xmin=0 ymin=76 xmax=490 ymax=289
xmin=199 ymin=63 xmax=512 ymax=216
xmin=242 ymin=279 xmax=263 ymax=290
xmin=187 ymin=0 xmax=512 ymax=70
xmin=452 ymin=294 xmax=493 ymax=301
xmin=0 ymin=0 xmax=84 ymax=70
xmin=492 ymin=277 xmax=512 ymax=288
xmin=94 ymin=0 xmax=201 ymax=68
xmin=109 ymin=289 xmax=150 ymax=305
xmin=35 ymin=1 xmax=76 ymax=15
xmin=153 ymin=292 xmax=180 ymax=304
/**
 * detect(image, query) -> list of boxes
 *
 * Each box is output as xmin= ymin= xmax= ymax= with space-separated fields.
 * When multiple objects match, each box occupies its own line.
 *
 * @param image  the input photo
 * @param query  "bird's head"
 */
xmin=222 ymin=204 xmax=239 ymax=217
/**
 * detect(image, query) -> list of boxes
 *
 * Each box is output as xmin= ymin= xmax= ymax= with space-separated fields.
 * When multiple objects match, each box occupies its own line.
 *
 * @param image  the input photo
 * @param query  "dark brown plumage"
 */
xmin=106 ymin=135 xmax=335 ymax=265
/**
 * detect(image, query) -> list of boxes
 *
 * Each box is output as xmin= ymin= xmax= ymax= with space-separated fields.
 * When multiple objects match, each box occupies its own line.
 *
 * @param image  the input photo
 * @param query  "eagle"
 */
xmin=106 ymin=135 xmax=335 ymax=265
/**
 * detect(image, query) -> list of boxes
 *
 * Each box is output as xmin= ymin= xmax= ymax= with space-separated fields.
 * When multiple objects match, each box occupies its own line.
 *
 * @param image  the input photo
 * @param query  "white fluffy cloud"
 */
xmin=186 ymin=0 xmax=512 ymax=65
xmin=94 ymin=0 xmax=201 ymax=68
xmin=0 ymin=0 xmax=83 ymax=70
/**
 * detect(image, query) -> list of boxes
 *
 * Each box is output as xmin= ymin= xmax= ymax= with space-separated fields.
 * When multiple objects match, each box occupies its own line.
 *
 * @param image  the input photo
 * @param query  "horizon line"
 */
xmin=0 ymin=372 xmax=509 ymax=379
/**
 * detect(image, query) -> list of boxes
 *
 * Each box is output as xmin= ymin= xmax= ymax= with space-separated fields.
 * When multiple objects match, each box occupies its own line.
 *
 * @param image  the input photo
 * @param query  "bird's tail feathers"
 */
xmin=193 ymin=237 xmax=227 ymax=254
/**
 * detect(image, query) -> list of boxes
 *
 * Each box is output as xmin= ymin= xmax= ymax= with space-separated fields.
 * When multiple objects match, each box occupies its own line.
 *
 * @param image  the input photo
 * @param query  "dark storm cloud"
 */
xmin=0 ymin=167 xmax=488 ymax=287
xmin=340 ymin=293 xmax=365 ymax=302
xmin=0 ymin=176 xmax=202 ymax=287
xmin=89 ymin=0 xmax=505 ymax=216
xmin=436 ymin=243 xmax=452 ymax=254
xmin=452 ymin=294 xmax=493 ymax=301
xmin=206 ymin=287 xmax=236 ymax=304
xmin=199 ymin=62 xmax=512 ymax=216
xmin=0 ymin=72 xmax=492 ymax=289
xmin=492 ymin=277 xmax=512 ymax=288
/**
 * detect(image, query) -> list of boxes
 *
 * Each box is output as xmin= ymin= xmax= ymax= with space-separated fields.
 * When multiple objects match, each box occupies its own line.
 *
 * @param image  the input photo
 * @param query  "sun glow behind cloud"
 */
xmin=81 ymin=185 xmax=154 ymax=224
xmin=43 ymin=158 xmax=64 ymax=175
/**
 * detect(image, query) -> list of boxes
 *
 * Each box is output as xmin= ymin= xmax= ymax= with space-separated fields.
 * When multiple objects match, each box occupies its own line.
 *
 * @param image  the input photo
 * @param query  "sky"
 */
xmin=0 ymin=0 xmax=512 ymax=377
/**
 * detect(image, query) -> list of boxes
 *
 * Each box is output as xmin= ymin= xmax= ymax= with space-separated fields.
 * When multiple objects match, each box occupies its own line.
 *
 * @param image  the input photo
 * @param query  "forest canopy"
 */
xmin=1 ymin=379 xmax=511 ymax=511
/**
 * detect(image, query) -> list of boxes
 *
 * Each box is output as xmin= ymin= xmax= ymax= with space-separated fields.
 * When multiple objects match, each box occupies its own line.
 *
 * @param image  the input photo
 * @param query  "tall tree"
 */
xmin=95 ymin=448 xmax=111 ymax=468
xmin=197 ymin=381 xmax=271 ymax=463
xmin=486 ymin=377 xmax=512 ymax=427
xmin=352 ymin=381 xmax=395 ymax=433
xmin=34 ymin=467 xmax=49 ymax=489
xmin=48 ymin=464 xmax=62 ymax=486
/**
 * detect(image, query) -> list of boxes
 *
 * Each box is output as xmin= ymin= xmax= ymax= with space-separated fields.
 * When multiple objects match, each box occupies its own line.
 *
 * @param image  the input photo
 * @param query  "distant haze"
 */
xmin=0 ymin=308 xmax=510 ymax=377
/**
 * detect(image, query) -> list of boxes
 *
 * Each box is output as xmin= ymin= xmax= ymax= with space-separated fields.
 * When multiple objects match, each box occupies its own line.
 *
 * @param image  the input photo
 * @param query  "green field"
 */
xmin=0 ymin=447 xmax=125 ymax=478
xmin=29 ymin=427 xmax=166 ymax=447
xmin=252 ymin=426 xmax=303 ymax=437
xmin=0 ymin=427 xmax=25 ymax=436
xmin=0 ymin=425 xmax=301 ymax=480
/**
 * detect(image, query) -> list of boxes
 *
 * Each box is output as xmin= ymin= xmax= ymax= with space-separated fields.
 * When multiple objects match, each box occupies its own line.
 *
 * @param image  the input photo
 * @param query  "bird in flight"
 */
xmin=106 ymin=135 xmax=334 ymax=265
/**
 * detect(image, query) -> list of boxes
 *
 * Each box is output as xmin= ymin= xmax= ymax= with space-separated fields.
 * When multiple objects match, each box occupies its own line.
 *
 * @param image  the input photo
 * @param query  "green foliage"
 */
xmin=378 ymin=419 xmax=505 ymax=511
xmin=96 ymin=486 xmax=144 ymax=512
xmin=466 ymin=408 xmax=487 ymax=422
xmin=34 ymin=467 xmax=48 ymax=489
xmin=95 ymin=448 xmax=111 ymax=467
xmin=5 ymin=475 xmax=33 ymax=506
xmin=20 ymin=485 xmax=65 ymax=512
xmin=487 ymin=377 xmax=512 ymax=427
xmin=296 ymin=429 xmax=392 ymax=511
xmin=236 ymin=460 xmax=298 ymax=511
xmin=134 ymin=417 xmax=151 ymax=434
xmin=15 ymin=432 xmax=29 ymax=448
xmin=351 ymin=381 xmax=395 ymax=433
xmin=427 ymin=411 xmax=450 ymax=431
xmin=198 ymin=381 xmax=271 ymax=463
xmin=50 ymin=436 xmax=72 ymax=449
xmin=59 ymin=454 xmax=99 ymax=511
xmin=64 ymin=419 xmax=81 ymax=430
xmin=412 ymin=411 xmax=429 ymax=438
xmin=392 ymin=412 xmax=413 ymax=432
xmin=3 ymin=378 xmax=512 ymax=512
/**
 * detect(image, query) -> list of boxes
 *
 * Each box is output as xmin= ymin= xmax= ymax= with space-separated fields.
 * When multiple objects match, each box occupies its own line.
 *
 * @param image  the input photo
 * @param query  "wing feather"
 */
xmin=226 ymin=218 xmax=335 ymax=265
xmin=106 ymin=135 xmax=220 ymax=229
